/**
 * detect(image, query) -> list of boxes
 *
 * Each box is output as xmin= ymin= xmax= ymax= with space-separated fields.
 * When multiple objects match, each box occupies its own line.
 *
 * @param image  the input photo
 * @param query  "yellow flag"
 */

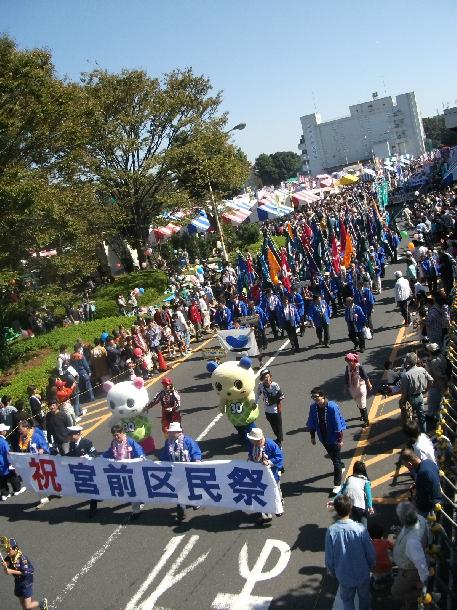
xmin=342 ymin=233 xmax=354 ymax=268
xmin=267 ymin=249 xmax=281 ymax=284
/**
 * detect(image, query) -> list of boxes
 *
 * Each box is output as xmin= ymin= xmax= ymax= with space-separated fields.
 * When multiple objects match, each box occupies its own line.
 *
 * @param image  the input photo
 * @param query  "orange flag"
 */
xmin=267 ymin=248 xmax=281 ymax=284
xmin=342 ymin=233 xmax=354 ymax=268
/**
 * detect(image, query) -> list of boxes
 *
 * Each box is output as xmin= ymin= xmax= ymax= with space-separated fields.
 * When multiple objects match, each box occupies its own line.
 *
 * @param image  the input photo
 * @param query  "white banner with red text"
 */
xmin=9 ymin=453 xmax=283 ymax=514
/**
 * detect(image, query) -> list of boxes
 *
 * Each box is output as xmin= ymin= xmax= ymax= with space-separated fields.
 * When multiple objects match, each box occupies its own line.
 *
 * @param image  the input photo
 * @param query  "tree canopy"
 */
xmin=422 ymin=115 xmax=457 ymax=148
xmin=254 ymin=151 xmax=302 ymax=186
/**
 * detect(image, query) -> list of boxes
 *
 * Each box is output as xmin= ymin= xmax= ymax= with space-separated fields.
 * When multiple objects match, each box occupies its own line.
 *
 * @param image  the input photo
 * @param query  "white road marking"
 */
xmin=49 ymin=337 xmax=290 ymax=609
xmin=212 ymin=538 xmax=291 ymax=609
xmin=49 ymin=523 xmax=127 ymax=609
xmin=125 ymin=534 xmax=209 ymax=610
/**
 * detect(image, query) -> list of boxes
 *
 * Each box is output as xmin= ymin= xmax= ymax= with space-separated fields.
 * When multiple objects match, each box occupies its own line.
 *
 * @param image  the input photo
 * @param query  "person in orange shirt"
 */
xmin=367 ymin=522 xmax=393 ymax=588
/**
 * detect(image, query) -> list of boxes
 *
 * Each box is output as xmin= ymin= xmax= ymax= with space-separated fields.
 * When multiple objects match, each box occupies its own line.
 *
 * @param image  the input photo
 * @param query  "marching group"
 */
xmin=1 ymin=170 xmax=457 ymax=609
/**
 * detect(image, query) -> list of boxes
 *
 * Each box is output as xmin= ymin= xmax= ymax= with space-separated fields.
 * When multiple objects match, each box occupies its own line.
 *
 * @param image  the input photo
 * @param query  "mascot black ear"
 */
xmin=207 ymin=361 xmax=219 ymax=374
xmin=239 ymin=357 xmax=252 ymax=370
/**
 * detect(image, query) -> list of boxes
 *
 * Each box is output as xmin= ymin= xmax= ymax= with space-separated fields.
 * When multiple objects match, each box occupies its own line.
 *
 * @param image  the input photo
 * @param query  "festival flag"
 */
xmin=300 ymin=223 xmax=313 ymax=249
xmin=339 ymin=221 xmax=347 ymax=252
xmin=267 ymin=247 xmax=281 ymax=284
xmin=331 ymin=236 xmax=341 ymax=274
xmin=342 ymin=233 xmax=354 ymax=267
xmin=286 ymin=222 xmax=294 ymax=241
xmin=280 ymin=248 xmax=292 ymax=291
xmin=258 ymin=253 xmax=271 ymax=284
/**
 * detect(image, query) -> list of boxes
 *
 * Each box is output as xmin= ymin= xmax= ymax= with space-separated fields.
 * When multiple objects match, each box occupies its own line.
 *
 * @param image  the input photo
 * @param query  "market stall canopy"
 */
xmin=248 ymin=201 xmax=293 ymax=223
xmin=149 ymin=223 xmax=181 ymax=244
xmin=291 ymin=190 xmax=320 ymax=207
xmin=221 ymin=195 xmax=256 ymax=225
xmin=187 ymin=210 xmax=211 ymax=234
xmin=338 ymin=174 xmax=359 ymax=185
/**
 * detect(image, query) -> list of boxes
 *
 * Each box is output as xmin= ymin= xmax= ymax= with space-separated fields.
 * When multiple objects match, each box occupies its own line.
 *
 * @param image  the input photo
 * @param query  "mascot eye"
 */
xmin=234 ymin=380 xmax=243 ymax=390
xmin=109 ymin=401 xmax=116 ymax=410
xmin=215 ymin=382 xmax=222 ymax=391
xmin=126 ymin=399 xmax=135 ymax=408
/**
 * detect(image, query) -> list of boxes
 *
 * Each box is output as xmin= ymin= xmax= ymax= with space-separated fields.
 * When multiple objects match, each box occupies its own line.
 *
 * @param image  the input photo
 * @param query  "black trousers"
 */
xmin=316 ymin=323 xmax=330 ymax=346
xmin=398 ymin=299 xmax=411 ymax=324
xmin=348 ymin=323 xmax=365 ymax=351
xmin=427 ymin=276 xmax=438 ymax=294
xmin=323 ymin=442 xmax=343 ymax=486
xmin=268 ymin=312 xmax=278 ymax=338
xmin=0 ymin=472 xmax=22 ymax=496
xmin=255 ymin=327 xmax=268 ymax=350
xmin=284 ymin=321 xmax=299 ymax=350
xmin=265 ymin=411 xmax=283 ymax=444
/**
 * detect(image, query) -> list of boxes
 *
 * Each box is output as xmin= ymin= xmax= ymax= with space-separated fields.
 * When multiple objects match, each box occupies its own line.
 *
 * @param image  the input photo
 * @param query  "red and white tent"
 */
xmin=291 ymin=190 xmax=320 ymax=208
xmin=149 ymin=223 xmax=181 ymax=244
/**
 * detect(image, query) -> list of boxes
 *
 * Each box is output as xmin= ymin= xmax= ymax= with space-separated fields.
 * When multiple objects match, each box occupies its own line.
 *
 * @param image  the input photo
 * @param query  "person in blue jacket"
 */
xmin=0 ymin=424 xmax=25 ymax=500
xmin=344 ymin=297 xmax=368 ymax=353
xmin=17 ymin=420 xmax=49 ymax=454
xmin=308 ymin=293 xmax=331 ymax=348
xmin=2 ymin=537 xmax=48 ymax=610
xmin=277 ymin=295 xmax=300 ymax=353
xmin=289 ymin=286 xmax=305 ymax=336
xmin=354 ymin=281 xmax=376 ymax=331
xmin=246 ymin=426 xmax=284 ymax=523
xmin=228 ymin=295 xmax=248 ymax=319
xmin=247 ymin=299 xmax=268 ymax=351
xmin=306 ymin=388 xmax=347 ymax=494
xmin=103 ymin=423 xmax=145 ymax=518
xmin=160 ymin=421 xmax=202 ymax=522
xmin=213 ymin=300 xmax=232 ymax=330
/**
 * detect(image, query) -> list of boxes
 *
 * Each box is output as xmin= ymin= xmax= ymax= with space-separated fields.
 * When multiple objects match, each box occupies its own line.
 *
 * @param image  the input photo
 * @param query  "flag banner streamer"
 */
xmin=9 ymin=453 xmax=283 ymax=514
xmin=217 ymin=328 xmax=259 ymax=356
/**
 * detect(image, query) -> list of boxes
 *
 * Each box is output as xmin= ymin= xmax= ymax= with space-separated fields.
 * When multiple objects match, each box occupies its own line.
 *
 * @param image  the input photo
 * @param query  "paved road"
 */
xmin=1 ymin=273 xmax=414 ymax=610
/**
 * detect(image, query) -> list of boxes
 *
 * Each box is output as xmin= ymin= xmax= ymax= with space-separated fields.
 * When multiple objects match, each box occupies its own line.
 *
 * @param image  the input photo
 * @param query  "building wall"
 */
xmin=299 ymin=92 xmax=425 ymax=175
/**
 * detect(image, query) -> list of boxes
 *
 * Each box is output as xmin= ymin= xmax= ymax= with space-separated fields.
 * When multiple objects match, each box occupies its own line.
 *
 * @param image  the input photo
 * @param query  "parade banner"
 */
xmin=217 ymin=328 xmax=259 ymax=356
xmin=9 ymin=454 xmax=283 ymax=514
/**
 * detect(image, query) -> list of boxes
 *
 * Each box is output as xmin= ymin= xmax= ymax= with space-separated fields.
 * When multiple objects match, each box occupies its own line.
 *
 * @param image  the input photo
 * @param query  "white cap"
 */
xmin=167 ymin=422 xmax=183 ymax=433
xmin=246 ymin=427 xmax=264 ymax=442
xmin=426 ymin=343 xmax=440 ymax=352
xmin=67 ymin=425 xmax=83 ymax=433
xmin=0 ymin=423 xmax=10 ymax=432
xmin=394 ymin=270 xmax=402 ymax=278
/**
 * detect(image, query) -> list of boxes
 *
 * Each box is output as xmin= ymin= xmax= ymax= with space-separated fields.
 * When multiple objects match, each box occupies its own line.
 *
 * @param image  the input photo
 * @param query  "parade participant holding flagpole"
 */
xmin=1 ymin=537 xmax=48 ymax=610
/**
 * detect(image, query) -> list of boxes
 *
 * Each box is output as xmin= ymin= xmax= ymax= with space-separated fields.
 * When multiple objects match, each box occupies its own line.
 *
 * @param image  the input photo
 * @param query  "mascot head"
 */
xmin=103 ymin=377 xmax=149 ymax=419
xmin=206 ymin=356 xmax=255 ymax=401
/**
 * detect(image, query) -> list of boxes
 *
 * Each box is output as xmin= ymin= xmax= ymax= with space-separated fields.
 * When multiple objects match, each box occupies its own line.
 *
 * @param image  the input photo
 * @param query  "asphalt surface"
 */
xmin=0 ymin=270 xmax=416 ymax=610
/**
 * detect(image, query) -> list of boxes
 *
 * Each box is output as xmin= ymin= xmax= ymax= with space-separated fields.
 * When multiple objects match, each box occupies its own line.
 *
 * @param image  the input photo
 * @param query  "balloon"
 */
xmin=408 ymin=242 xmax=415 ymax=251
xmin=400 ymin=230 xmax=408 ymax=239
xmin=139 ymin=287 xmax=145 ymax=294
xmin=101 ymin=331 xmax=109 ymax=341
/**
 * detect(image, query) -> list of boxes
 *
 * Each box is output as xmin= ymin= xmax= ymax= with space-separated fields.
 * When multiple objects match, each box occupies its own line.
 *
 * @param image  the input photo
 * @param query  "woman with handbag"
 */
xmin=344 ymin=353 xmax=372 ymax=428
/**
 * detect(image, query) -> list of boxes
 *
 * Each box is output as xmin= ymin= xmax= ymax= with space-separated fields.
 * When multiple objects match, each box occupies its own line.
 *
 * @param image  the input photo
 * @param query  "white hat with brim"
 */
xmin=67 ymin=425 xmax=84 ymax=433
xmin=246 ymin=427 xmax=264 ymax=442
xmin=426 ymin=343 xmax=440 ymax=352
xmin=0 ymin=423 xmax=10 ymax=432
xmin=167 ymin=422 xmax=183 ymax=433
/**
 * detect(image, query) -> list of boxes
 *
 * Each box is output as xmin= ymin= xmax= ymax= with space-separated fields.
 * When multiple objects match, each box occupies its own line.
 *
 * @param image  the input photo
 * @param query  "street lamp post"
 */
xmin=206 ymin=122 xmax=246 ymax=263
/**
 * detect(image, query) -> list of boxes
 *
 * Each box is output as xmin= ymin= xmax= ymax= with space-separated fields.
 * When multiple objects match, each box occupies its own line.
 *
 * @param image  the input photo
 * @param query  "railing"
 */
xmin=417 ymin=293 xmax=457 ymax=609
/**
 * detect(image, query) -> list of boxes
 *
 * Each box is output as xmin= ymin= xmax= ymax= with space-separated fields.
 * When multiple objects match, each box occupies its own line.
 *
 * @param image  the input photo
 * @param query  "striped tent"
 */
xmin=149 ymin=223 xmax=181 ymax=244
xmin=187 ymin=210 xmax=211 ymax=234
xmin=221 ymin=196 xmax=255 ymax=225
xmin=248 ymin=201 xmax=293 ymax=223
xmin=291 ymin=189 xmax=320 ymax=208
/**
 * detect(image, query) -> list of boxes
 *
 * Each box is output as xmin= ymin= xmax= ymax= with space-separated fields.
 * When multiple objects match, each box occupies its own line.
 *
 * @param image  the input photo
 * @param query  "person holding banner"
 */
xmin=160 ymin=421 xmax=202 ymax=523
xmin=0 ymin=424 xmax=26 ymax=501
xmin=66 ymin=425 xmax=99 ymax=518
xmin=1 ymin=537 xmax=48 ymax=610
xmin=246 ymin=427 xmax=284 ymax=524
xmin=102 ymin=424 xmax=145 ymax=519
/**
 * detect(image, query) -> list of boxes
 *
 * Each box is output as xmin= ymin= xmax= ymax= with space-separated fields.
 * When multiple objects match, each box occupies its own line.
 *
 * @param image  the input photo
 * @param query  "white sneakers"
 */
xmin=1 ymin=494 xmax=11 ymax=501
xmin=14 ymin=486 xmax=27 ymax=496
xmin=332 ymin=485 xmax=342 ymax=494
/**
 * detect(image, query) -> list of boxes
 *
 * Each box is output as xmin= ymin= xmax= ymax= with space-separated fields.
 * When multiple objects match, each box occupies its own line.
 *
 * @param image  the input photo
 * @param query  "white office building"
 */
xmin=299 ymin=92 xmax=426 ymax=175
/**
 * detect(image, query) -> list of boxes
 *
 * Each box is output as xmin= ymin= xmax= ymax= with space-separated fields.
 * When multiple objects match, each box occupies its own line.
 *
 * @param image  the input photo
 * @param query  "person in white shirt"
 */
xmin=198 ymin=294 xmax=211 ymax=330
xmin=394 ymin=271 xmax=412 ymax=325
xmin=57 ymin=345 xmax=70 ymax=376
xmin=391 ymin=501 xmax=430 ymax=609
xmin=402 ymin=421 xmax=436 ymax=464
xmin=256 ymin=369 xmax=284 ymax=446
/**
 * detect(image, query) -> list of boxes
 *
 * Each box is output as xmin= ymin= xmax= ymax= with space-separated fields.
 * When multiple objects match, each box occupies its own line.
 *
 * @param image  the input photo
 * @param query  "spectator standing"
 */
xmin=90 ymin=339 xmax=110 ymax=385
xmin=400 ymin=352 xmax=433 ymax=433
xmin=70 ymin=349 xmax=94 ymax=403
xmin=402 ymin=421 xmax=436 ymax=464
xmin=399 ymin=448 xmax=441 ymax=517
xmin=394 ymin=271 xmax=412 ymax=326
xmin=391 ymin=501 xmax=430 ymax=610
xmin=45 ymin=403 xmax=72 ymax=455
xmin=325 ymin=495 xmax=376 ymax=610
xmin=57 ymin=345 xmax=70 ymax=375
xmin=0 ymin=395 xmax=17 ymax=428
xmin=425 ymin=342 xmax=449 ymax=423
xmin=306 ymin=388 xmax=347 ymax=494
xmin=331 ymin=461 xmax=374 ymax=525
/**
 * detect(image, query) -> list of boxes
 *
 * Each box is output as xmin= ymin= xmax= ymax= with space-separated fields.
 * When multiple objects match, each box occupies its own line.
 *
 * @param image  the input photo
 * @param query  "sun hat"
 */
xmin=246 ymin=427 xmax=264 ymax=442
xmin=167 ymin=421 xmax=183 ymax=433
xmin=161 ymin=377 xmax=173 ymax=386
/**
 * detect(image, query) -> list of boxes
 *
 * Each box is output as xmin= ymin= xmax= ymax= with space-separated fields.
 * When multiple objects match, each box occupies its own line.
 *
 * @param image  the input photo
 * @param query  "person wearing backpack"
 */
xmin=329 ymin=461 xmax=374 ymax=526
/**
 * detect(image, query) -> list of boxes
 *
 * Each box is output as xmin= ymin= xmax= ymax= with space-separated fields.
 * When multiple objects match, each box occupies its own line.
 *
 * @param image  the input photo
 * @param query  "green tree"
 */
xmin=422 ymin=115 xmax=457 ymax=147
xmin=73 ymin=67 xmax=249 ymax=265
xmin=254 ymin=151 xmax=302 ymax=186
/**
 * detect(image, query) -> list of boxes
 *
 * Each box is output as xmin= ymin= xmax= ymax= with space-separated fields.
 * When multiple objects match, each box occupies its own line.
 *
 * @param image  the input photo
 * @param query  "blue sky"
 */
xmin=2 ymin=0 xmax=456 ymax=161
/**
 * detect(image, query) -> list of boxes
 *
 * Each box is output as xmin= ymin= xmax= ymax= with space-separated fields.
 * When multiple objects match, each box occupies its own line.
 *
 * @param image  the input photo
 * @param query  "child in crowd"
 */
xmin=328 ymin=461 xmax=373 ymax=525
xmin=367 ymin=522 xmax=393 ymax=589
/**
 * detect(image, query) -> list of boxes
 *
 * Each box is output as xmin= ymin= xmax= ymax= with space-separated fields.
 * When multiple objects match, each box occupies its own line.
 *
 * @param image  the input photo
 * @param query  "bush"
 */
xmin=93 ymin=269 xmax=168 ymax=317
xmin=3 ymin=316 xmax=127 ymax=401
